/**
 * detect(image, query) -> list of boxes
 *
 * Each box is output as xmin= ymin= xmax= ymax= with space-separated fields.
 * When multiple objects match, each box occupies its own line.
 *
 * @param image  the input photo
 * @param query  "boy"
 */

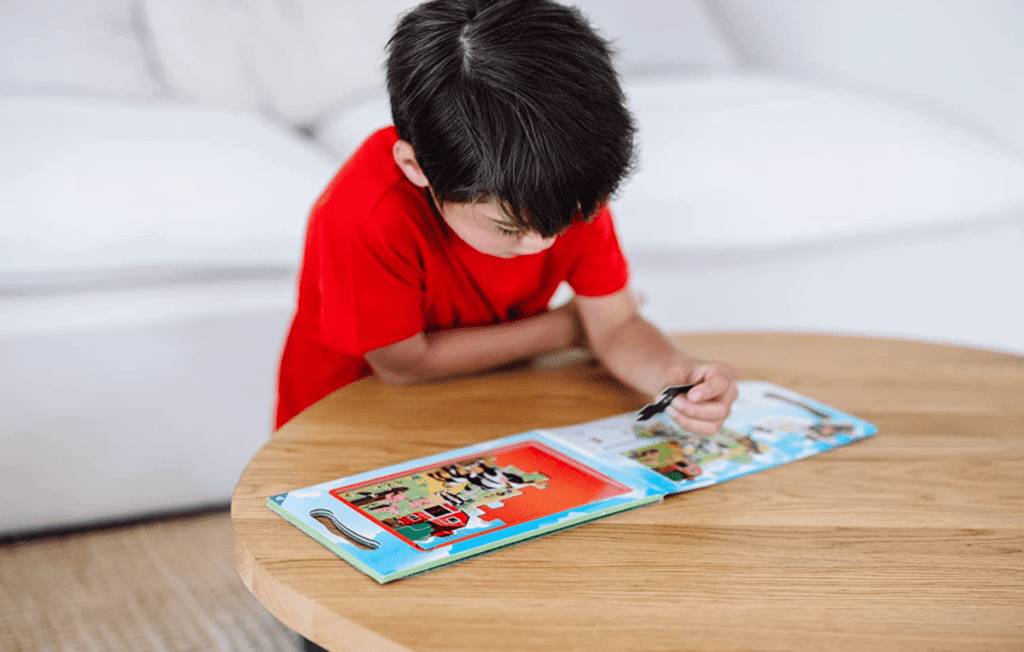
xmin=275 ymin=0 xmax=737 ymax=433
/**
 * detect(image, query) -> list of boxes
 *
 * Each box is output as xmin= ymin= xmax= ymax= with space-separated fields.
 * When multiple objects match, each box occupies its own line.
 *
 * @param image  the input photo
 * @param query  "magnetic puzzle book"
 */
xmin=268 ymin=381 xmax=877 ymax=583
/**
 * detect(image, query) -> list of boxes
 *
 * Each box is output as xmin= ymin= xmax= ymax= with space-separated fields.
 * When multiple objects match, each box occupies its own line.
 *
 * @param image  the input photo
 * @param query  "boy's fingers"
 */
xmin=684 ymin=363 xmax=736 ymax=403
xmin=684 ymin=377 xmax=724 ymax=403
xmin=665 ymin=408 xmax=722 ymax=435
xmin=668 ymin=399 xmax=730 ymax=422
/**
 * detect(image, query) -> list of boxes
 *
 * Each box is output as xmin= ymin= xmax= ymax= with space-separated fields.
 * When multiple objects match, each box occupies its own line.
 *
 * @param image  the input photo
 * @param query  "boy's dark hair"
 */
xmin=386 ymin=0 xmax=636 ymax=237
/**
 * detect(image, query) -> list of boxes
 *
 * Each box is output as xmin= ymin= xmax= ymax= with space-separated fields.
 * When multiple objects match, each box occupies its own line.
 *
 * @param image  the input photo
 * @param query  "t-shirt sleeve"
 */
xmin=313 ymin=192 xmax=426 ymax=355
xmin=564 ymin=205 xmax=631 ymax=297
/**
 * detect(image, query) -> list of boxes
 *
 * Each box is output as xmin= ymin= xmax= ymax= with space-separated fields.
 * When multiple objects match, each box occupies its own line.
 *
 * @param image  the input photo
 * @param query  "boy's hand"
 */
xmin=575 ymin=287 xmax=738 ymax=434
xmin=661 ymin=357 xmax=737 ymax=435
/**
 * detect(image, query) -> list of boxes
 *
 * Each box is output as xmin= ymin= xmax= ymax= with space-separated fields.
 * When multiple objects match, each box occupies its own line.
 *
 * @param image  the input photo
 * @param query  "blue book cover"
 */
xmin=268 ymin=381 xmax=876 ymax=583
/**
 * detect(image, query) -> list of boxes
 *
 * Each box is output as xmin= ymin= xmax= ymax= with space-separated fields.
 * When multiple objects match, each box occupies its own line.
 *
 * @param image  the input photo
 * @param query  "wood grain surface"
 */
xmin=232 ymin=333 xmax=1024 ymax=652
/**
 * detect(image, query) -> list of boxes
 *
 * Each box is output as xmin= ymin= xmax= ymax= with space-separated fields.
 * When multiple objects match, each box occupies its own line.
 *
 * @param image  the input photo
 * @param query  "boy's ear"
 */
xmin=393 ymin=140 xmax=430 ymax=188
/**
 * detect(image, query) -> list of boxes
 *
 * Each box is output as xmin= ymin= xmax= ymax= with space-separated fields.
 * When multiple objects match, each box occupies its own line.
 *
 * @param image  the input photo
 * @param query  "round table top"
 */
xmin=232 ymin=333 xmax=1024 ymax=652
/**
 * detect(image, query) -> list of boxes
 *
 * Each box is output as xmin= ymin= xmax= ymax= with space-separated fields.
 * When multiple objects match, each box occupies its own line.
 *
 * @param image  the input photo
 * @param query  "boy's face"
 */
xmin=437 ymin=200 xmax=558 ymax=259
xmin=392 ymin=139 xmax=558 ymax=259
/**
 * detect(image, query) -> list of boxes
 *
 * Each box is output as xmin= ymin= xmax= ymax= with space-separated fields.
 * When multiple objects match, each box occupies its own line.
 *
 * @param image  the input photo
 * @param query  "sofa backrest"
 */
xmin=572 ymin=0 xmax=738 ymax=75
xmin=140 ymin=0 xmax=422 ymax=125
xmin=4 ymin=0 xmax=1022 ymax=156
xmin=706 ymin=0 xmax=1024 ymax=155
xmin=140 ymin=0 xmax=737 ymax=125
xmin=0 ymin=0 xmax=168 ymax=100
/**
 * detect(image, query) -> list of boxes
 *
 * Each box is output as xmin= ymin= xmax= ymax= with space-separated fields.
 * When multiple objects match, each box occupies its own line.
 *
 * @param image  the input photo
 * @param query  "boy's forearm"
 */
xmin=368 ymin=305 xmax=580 ymax=385
xmin=427 ymin=307 xmax=576 ymax=373
xmin=578 ymin=289 xmax=738 ymax=433
xmin=588 ymin=312 xmax=679 ymax=398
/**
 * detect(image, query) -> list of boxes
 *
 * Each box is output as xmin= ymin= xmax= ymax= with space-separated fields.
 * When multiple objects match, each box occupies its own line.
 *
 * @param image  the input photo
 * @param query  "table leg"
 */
xmin=301 ymin=637 xmax=329 ymax=652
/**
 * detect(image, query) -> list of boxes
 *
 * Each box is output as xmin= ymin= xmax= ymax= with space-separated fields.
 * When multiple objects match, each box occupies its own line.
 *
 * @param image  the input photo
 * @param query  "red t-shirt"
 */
xmin=275 ymin=127 xmax=629 ymax=428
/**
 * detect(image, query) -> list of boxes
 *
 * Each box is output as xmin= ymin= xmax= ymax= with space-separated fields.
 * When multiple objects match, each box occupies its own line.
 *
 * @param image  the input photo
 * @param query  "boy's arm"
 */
xmin=363 ymin=301 xmax=583 ymax=385
xmin=576 ymin=288 xmax=737 ymax=434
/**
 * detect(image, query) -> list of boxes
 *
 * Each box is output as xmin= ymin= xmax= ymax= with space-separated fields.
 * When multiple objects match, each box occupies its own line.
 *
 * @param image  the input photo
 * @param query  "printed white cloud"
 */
xmin=553 ymin=510 xmax=589 ymax=525
xmin=464 ymin=512 xmax=500 ymax=531
xmin=409 ymin=546 xmax=455 ymax=564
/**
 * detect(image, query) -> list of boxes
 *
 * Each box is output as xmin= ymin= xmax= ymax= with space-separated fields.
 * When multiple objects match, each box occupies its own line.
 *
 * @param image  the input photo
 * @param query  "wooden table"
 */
xmin=233 ymin=333 xmax=1024 ymax=652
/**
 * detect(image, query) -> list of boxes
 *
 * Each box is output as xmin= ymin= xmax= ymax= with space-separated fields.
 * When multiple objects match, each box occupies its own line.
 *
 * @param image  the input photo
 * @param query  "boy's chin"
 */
xmin=467 ymin=241 xmax=551 ymax=259
xmin=471 ymin=246 xmax=522 ymax=259
xmin=490 ymin=249 xmax=543 ymax=259
xmin=488 ymin=244 xmax=553 ymax=259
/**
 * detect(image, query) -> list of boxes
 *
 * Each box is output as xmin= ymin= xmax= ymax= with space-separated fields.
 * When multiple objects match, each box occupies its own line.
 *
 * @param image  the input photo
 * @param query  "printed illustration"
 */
xmin=754 ymin=391 xmax=856 ymax=442
xmin=621 ymin=384 xmax=869 ymax=485
xmin=627 ymin=439 xmax=703 ymax=482
xmin=330 ymin=441 xmax=631 ymax=550
xmin=632 ymin=419 xmax=679 ymax=439
xmin=625 ymin=427 xmax=767 ymax=482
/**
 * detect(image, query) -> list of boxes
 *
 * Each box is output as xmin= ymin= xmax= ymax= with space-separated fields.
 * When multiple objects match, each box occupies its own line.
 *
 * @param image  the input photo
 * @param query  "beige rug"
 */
xmin=0 ymin=510 xmax=301 ymax=652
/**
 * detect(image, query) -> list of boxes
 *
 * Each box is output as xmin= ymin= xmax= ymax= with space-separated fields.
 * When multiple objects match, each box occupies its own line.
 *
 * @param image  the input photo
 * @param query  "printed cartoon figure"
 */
xmin=628 ymin=439 xmax=703 ymax=482
xmin=632 ymin=419 xmax=680 ymax=439
xmin=625 ymin=426 xmax=769 ymax=481
xmin=383 ymin=502 xmax=471 ymax=539
xmin=694 ymin=435 xmax=733 ymax=457
xmin=686 ymin=428 xmax=767 ymax=466
xmin=332 ymin=454 xmax=550 ymax=543
xmin=734 ymin=434 xmax=765 ymax=455
xmin=347 ymin=486 xmax=408 ymax=508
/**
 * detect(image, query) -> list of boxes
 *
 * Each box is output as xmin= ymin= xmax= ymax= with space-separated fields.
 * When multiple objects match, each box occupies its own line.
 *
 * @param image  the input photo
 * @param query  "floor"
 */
xmin=0 ymin=510 xmax=302 ymax=652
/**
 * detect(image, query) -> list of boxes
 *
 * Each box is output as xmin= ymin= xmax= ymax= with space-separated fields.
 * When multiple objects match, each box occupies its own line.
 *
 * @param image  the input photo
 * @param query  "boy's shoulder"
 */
xmin=321 ymin=126 xmax=405 ymax=211
xmin=314 ymin=127 xmax=432 ymax=239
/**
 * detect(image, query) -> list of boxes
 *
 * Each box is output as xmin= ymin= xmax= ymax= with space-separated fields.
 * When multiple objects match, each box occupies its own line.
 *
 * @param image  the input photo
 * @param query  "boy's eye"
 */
xmin=495 ymin=224 xmax=522 ymax=236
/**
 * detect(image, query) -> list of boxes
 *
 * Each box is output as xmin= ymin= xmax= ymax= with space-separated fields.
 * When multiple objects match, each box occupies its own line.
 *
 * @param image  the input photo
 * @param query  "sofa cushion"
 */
xmin=141 ymin=0 xmax=422 ymax=125
xmin=0 ymin=0 xmax=164 ymax=100
xmin=612 ymin=75 xmax=1024 ymax=253
xmin=317 ymin=94 xmax=394 ymax=163
xmin=0 ymin=96 xmax=339 ymax=283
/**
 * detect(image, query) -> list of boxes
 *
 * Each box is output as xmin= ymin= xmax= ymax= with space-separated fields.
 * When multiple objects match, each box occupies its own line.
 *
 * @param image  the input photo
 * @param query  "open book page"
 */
xmin=267 ymin=431 xmax=662 ymax=583
xmin=543 ymin=381 xmax=877 ymax=495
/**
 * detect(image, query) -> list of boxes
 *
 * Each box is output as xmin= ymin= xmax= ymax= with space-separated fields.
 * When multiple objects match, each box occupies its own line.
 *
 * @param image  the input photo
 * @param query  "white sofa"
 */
xmin=2 ymin=0 xmax=1022 ymax=536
